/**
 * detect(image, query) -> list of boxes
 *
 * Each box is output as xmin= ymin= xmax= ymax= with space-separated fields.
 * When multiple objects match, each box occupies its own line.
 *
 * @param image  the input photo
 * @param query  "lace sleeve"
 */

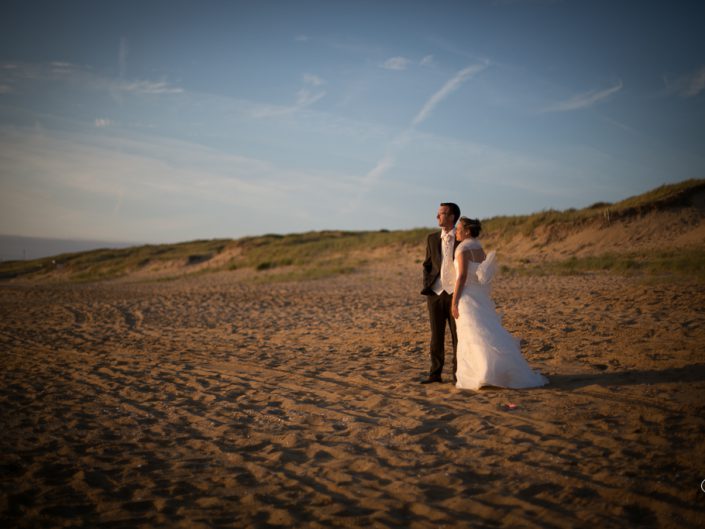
xmin=456 ymin=239 xmax=481 ymax=255
xmin=465 ymin=239 xmax=482 ymax=251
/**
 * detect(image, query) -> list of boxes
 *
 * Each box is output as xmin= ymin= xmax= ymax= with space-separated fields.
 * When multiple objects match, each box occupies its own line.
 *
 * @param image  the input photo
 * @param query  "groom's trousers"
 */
xmin=427 ymin=291 xmax=458 ymax=379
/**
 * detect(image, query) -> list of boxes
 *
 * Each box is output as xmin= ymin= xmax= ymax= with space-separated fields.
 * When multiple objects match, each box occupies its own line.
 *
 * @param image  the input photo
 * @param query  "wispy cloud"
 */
xmin=0 ymin=125 xmax=355 ymax=240
xmin=663 ymin=66 xmax=705 ymax=98
xmin=303 ymin=73 xmax=324 ymax=86
xmin=420 ymin=55 xmax=435 ymax=67
xmin=412 ymin=63 xmax=487 ymax=126
xmin=94 ymin=118 xmax=113 ymax=128
xmin=49 ymin=62 xmax=80 ymax=76
xmin=541 ymin=80 xmax=623 ymax=112
xmin=381 ymin=54 xmax=440 ymax=71
xmin=0 ymin=61 xmax=183 ymax=96
xmin=0 ymin=84 xmax=12 ymax=94
xmin=254 ymin=73 xmax=326 ymax=118
xmin=361 ymin=152 xmax=396 ymax=186
xmin=296 ymin=88 xmax=326 ymax=107
xmin=0 ymin=61 xmax=78 ymax=81
xmin=381 ymin=56 xmax=412 ymax=71
xmin=114 ymin=80 xmax=183 ymax=95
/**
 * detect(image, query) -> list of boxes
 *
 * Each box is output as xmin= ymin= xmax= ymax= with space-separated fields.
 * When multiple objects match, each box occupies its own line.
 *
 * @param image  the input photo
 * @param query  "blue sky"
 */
xmin=1 ymin=0 xmax=704 ymax=243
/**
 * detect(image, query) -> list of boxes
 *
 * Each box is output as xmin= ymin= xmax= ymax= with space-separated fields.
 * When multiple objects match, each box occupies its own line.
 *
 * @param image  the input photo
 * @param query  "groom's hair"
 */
xmin=441 ymin=202 xmax=461 ymax=223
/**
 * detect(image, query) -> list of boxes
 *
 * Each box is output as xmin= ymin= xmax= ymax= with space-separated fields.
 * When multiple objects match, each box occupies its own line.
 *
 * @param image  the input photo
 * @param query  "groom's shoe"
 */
xmin=420 ymin=375 xmax=443 ymax=384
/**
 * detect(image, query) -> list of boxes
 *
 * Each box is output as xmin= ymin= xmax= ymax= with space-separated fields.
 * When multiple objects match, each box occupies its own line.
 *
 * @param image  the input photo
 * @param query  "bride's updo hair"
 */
xmin=459 ymin=217 xmax=482 ymax=238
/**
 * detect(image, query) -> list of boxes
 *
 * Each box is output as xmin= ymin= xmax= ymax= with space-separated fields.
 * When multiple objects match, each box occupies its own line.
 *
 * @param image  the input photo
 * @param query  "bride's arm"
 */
xmin=451 ymin=252 xmax=468 ymax=319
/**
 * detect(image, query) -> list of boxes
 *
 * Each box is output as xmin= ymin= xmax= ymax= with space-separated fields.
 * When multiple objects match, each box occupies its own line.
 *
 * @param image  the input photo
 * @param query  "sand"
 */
xmin=1 ymin=260 xmax=704 ymax=528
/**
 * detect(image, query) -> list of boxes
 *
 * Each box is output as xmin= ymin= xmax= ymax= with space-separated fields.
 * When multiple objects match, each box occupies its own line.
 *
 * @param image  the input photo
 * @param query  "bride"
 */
xmin=451 ymin=217 xmax=548 ymax=390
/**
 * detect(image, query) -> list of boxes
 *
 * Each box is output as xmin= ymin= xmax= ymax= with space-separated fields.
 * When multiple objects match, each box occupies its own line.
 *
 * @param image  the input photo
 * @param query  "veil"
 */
xmin=476 ymin=250 xmax=497 ymax=285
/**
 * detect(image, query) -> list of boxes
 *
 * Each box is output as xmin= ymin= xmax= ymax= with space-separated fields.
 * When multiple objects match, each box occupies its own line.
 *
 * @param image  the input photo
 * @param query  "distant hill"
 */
xmin=0 ymin=235 xmax=137 ymax=262
xmin=1 ymin=179 xmax=704 ymax=282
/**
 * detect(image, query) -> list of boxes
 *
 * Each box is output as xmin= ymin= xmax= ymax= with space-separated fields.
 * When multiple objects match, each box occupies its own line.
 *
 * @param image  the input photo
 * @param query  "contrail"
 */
xmin=366 ymin=63 xmax=487 ymax=183
xmin=412 ymin=63 xmax=487 ymax=126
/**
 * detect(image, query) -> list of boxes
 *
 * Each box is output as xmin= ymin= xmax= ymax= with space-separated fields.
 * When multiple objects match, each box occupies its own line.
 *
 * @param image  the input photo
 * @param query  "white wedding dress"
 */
xmin=454 ymin=239 xmax=548 ymax=390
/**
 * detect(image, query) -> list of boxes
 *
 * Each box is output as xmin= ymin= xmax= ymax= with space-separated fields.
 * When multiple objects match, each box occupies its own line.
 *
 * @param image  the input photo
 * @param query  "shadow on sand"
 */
xmin=547 ymin=363 xmax=705 ymax=390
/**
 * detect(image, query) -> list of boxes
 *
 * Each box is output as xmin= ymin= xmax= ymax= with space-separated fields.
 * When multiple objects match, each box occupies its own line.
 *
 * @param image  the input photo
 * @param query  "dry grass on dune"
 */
xmin=2 ymin=179 xmax=704 ymax=284
xmin=483 ymin=178 xmax=705 ymax=239
xmin=0 ymin=229 xmax=430 ymax=283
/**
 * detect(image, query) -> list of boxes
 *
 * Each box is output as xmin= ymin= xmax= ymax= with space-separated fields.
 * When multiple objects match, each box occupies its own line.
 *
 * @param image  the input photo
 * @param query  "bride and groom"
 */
xmin=420 ymin=202 xmax=548 ymax=390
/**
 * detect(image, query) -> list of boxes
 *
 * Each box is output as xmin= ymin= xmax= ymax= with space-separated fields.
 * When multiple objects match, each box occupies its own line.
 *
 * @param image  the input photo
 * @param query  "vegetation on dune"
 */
xmin=502 ymin=247 xmax=705 ymax=280
xmin=231 ymin=229 xmax=428 ymax=272
xmin=483 ymin=178 xmax=705 ymax=239
xmin=1 ymin=179 xmax=703 ymax=282
xmin=612 ymin=178 xmax=705 ymax=212
xmin=0 ymin=229 xmax=430 ymax=282
xmin=0 ymin=239 xmax=230 ymax=282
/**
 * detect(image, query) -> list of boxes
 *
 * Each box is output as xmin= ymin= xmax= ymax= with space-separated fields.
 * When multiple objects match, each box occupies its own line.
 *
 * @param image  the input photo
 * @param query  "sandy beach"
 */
xmin=1 ymin=254 xmax=704 ymax=528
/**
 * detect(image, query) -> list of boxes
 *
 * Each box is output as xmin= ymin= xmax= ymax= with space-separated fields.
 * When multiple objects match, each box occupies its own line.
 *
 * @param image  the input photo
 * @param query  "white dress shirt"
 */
xmin=432 ymin=227 xmax=456 ymax=295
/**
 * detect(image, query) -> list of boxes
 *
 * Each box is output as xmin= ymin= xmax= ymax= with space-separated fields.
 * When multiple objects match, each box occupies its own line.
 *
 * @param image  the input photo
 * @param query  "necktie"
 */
xmin=440 ymin=233 xmax=455 ymax=293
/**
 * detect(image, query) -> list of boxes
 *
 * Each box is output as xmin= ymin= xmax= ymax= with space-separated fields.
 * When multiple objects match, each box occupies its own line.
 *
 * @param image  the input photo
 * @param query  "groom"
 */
xmin=420 ymin=202 xmax=460 ymax=384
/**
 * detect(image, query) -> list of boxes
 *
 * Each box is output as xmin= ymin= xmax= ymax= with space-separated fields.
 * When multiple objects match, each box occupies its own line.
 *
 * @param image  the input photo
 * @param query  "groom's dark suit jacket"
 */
xmin=421 ymin=230 xmax=459 ymax=295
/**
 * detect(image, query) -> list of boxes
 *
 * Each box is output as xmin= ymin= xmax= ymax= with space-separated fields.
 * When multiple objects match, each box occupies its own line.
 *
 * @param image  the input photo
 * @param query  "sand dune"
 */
xmin=1 ymin=255 xmax=704 ymax=528
xmin=4 ymin=180 xmax=705 ymax=285
xmin=486 ymin=207 xmax=705 ymax=265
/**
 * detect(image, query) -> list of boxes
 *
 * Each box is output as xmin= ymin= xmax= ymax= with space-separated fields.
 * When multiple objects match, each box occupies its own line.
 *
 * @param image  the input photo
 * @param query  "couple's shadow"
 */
xmin=547 ymin=363 xmax=705 ymax=390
